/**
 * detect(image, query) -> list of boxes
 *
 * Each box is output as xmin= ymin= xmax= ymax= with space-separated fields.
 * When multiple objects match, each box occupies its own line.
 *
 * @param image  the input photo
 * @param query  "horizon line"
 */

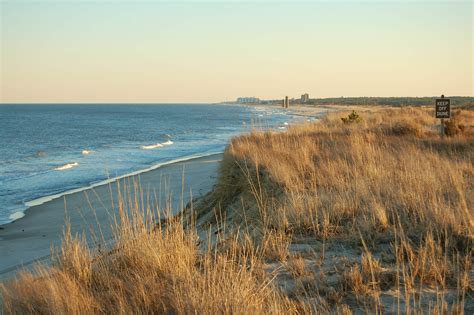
xmin=1 ymin=95 xmax=473 ymax=105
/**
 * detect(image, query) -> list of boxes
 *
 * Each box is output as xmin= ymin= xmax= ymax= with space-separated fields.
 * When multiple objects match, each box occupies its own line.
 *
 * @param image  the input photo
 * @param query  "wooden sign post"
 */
xmin=435 ymin=95 xmax=450 ymax=137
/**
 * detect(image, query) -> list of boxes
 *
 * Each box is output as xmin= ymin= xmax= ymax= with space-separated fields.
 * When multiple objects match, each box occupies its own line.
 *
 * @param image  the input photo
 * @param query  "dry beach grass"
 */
xmin=1 ymin=106 xmax=473 ymax=314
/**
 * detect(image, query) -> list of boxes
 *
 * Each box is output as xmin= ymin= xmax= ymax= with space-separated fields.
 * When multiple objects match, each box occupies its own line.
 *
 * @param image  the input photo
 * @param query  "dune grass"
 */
xmin=196 ymin=106 xmax=473 ymax=312
xmin=1 ymin=192 xmax=302 ymax=314
xmin=1 ymin=106 xmax=473 ymax=314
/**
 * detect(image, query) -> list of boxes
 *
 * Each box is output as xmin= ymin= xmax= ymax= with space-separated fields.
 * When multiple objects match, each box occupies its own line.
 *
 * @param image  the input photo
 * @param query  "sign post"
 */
xmin=435 ymin=95 xmax=450 ymax=137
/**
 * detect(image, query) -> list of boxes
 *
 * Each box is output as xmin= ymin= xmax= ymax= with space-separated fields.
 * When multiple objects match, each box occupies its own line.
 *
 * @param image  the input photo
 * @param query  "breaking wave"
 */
xmin=54 ymin=162 xmax=79 ymax=171
xmin=141 ymin=140 xmax=173 ymax=150
xmin=141 ymin=143 xmax=163 ymax=150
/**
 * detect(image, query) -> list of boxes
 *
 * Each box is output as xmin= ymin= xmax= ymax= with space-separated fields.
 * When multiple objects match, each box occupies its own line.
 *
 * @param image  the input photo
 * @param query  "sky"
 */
xmin=0 ymin=0 xmax=472 ymax=103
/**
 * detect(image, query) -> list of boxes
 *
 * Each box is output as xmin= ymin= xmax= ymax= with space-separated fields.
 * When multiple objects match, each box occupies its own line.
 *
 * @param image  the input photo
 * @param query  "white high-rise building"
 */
xmin=301 ymin=93 xmax=309 ymax=103
xmin=236 ymin=97 xmax=260 ymax=104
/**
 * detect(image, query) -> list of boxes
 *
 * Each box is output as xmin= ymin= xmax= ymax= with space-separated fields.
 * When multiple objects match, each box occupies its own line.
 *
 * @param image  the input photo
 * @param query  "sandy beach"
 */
xmin=0 ymin=153 xmax=222 ymax=280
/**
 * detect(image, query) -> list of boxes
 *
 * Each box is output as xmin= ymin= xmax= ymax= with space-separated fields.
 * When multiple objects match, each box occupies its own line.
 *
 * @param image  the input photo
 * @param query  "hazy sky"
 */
xmin=1 ymin=1 xmax=472 ymax=103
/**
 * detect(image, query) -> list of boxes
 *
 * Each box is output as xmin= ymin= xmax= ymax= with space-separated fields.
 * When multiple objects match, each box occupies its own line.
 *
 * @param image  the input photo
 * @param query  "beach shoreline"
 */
xmin=2 ymin=151 xmax=223 ymax=226
xmin=0 ymin=153 xmax=224 ymax=280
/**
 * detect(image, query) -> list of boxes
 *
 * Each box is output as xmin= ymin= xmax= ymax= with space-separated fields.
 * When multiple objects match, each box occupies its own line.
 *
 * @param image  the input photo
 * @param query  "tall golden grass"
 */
xmin=1 ymin=106 xmax=473 ymax=314
xmin=0 ymin=188 xmax=302 ymax=314
xmin=208 ymin=108 xmax=472 ymax=239
xmin=197 ymin=106 xmax=473 ymax=313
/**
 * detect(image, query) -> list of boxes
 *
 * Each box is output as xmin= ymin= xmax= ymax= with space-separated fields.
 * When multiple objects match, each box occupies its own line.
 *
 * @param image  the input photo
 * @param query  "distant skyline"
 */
xmin=1 ymin=1 xmax=472 ymax=103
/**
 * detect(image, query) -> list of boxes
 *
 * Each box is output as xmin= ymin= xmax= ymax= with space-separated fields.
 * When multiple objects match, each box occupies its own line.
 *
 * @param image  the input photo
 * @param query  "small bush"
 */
xmin=341 ymin=111 xmax=362 ymax=124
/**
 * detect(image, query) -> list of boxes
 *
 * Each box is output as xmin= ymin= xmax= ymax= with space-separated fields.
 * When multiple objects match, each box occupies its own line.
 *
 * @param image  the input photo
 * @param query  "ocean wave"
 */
xmin=54 ymin=162 xmax=79 ymax=171
xmin=8 ymin=211 xmax=25 ymax=221
xmin=82 ymin=149 xmax=94 ymax=155
xmin=141 ymin=143 xmax=163 ymax=150
xmin=141 ymin=140 xmax=173 ymax=149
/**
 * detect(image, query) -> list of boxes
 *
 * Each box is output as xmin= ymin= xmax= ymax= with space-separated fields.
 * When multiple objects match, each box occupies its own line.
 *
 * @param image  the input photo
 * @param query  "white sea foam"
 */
xmin=141 ymin=140 xmax=173 ymax=149
xmin=82 ymin=149 xmax=94 ymax=155
xmin=9 ymin=211 xmax=25 ymax=221
xmin=283 ymin=122 xmax=289 ymax=126
xmin=54 ymin=162 xmax=79 ymax=171
xmin=141 ymin=143 xmax=163 ymax=150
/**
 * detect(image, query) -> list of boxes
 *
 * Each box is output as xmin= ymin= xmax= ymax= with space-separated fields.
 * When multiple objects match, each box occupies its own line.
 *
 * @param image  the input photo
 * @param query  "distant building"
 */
xmin=237 ymin=97 xmax=260 ymax=104
xmin=301 ymin=93 xmax=309 ymax=103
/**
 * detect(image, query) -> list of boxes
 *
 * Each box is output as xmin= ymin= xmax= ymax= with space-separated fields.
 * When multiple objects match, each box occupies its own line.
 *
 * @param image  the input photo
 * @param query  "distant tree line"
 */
xmin=236 ymin=96 xmax=473 ymax=109
xmin=302 ymin=96 xmax=473 ymax=108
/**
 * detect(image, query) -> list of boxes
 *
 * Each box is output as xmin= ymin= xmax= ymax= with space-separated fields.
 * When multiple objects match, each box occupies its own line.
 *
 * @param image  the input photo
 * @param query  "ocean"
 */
xmin=0 ymin=104 xmax=303 ymax=225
